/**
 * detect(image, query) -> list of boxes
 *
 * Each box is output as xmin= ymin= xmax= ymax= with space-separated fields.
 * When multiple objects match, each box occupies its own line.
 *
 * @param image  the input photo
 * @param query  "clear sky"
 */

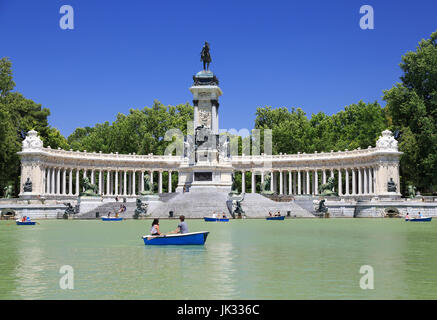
xmin=1 ymin=0 xmax=436 ymax=137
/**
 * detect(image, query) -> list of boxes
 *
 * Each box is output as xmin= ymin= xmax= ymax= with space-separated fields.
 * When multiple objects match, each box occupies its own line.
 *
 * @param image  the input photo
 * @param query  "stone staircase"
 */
xmin=147 ymin=192 xmax=315 ymax=218
xmin=75 ymin=201 xmax=137 ymax=219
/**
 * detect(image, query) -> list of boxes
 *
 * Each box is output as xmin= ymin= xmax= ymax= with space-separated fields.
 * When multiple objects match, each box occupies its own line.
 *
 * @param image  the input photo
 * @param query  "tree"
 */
xmin=384 ymin=30 xmax=437 ymax=194
xmin=0 ymin=58 xmax=15 ymax=97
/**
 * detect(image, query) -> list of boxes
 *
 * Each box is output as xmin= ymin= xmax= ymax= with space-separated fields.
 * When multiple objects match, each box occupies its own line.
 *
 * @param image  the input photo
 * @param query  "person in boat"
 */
xmin=169 ymin=215 xmax=188 ymax=234
xmin=222 ymin=212 xmax=226 ymax=219
xmin=418 ymin=212 xmax=423 ymax=218
xmin=107 ymin=212 xmax=111 ymax=218
xmin=405 ymin=213 xmax=410 ymax=220
xmin=212 ymin=212 xmax=217 ymax=219
xmin=150 ymin=219 xmax=162 ymax=236
xmin=21 ymin=216 xmax=26 ymax=222
xmin=268 ymin=212 xmax=272 ymax=217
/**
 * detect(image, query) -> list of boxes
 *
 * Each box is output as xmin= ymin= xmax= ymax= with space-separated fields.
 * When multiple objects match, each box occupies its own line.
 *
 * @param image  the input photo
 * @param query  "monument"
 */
xmin=176 ymin=42 xmax=233 ymax=193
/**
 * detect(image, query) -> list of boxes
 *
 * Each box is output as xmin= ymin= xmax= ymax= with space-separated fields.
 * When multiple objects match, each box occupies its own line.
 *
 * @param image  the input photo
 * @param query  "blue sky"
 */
xmin=1 ymin=0 xmax=436 ymax=137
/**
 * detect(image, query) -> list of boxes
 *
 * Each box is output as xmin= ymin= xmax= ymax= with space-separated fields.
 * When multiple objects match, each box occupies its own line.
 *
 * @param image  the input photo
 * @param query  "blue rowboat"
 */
xmin=16 ymin=220 xmax=36 ymax=225
xmin=101 ymin=217 xmax=123 ymax=221
xmin=204 ymin=216 xmax=229 ymax=222
xmin=143 ymin=231 xmax=209 ymax=245
xmin=266 ymin=216 xmax=285 ymax=221
xmin=405 ymin=217 xmax=432 ymax=222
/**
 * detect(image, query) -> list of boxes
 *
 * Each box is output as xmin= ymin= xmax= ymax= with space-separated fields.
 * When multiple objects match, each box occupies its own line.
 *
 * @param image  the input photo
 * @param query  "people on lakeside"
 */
xmin=150 ymin=219 xmax=162 ymax=236
xmin=115 ymin=196 xmax=119 ymax=202
xmin=169 ymin=215 xmax=189 ymax=234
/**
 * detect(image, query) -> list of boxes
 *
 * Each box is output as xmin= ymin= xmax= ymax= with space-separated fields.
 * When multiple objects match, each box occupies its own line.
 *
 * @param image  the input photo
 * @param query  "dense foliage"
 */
xmin=0 ymin=58 xmax=68 ymax=195
xmin=383 ymin=31 xmax=437 ymax=194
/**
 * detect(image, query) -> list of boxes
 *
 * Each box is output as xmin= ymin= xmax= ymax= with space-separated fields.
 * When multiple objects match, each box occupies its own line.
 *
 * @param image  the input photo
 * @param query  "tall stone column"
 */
xmin=115 ymin=170 xmax=119 ymax=195
xmin=289 ymin=171 xmax=292 ymax=195
xmin=69 ymin=169 xmax=73 ymax=195
xmin=338 ymin=169 xmax=342 ymax=196
xmin=270 ymin=171 xmax=274 ymax=192
xmin=358 ymin=168 xmax=362 ymax=195
xmin=62 ymin=169 xmax=67 ymax=195
xmin=261 ymin=171 xmax=264 ymax=185
xmin=242 ymin=171 xmax=246 ymax=194
xmin=345 ymin=169 xmax=350 ymax=195
xmin=91 ymin=170 xmax=95 ymax=185
xmin=158 ymin=171 xmax=163 ymax=194
xmin=98 ymin=169 xmax=102 ymax=195
xmin=76 ymin=169 xmax=80 ymax=195
xmin=322 ymin=170 xmax=327 ymax=184
xmin=298 ymin=171 xmax=301 ymax=195
xmin=106 ymin=170 xmax=111 ymax=196
xmin=123 ymin=171 xmax=127 ymax=196
xmin=363 ymin=167 xmax=369 ymax=194
xmin=56 ymin=168 xmax=61 ymax=195
xmin=279 ymin=170 xmax=283 ymax=195
xmin=368 ymin=168 xmax=372 ymax=194
xmin=251 ymin=171 xmax=255 ymax=194
xmin=352 ymin=169 xmax=356 ymax=195
xmin=306 ymin=170 xmax=310 ymax=195
xmin=141 ymin=171 xmax=144 ymax=193
xmin=314 ymin=170 xmax=318 ymax=195
xmin=168 ymin=171 xmax=172 ymax=193
xmin=132 ymin=171 xmax=136 ymax=196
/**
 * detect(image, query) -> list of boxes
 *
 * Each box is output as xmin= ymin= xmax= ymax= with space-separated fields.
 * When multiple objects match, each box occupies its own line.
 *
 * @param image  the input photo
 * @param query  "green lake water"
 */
xmin=0 ymin=218 xmax=436 ymax=299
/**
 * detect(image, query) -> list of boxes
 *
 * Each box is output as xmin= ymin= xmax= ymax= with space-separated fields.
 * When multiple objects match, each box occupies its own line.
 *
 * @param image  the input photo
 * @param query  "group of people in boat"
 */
xmin=107 ymin=205 xmax=127 ymax=218
xmin=268 ymin=211 xmax=281 ymax=217
xmin=405 ymin=212 xmax=424 ymax=219
xmin=20 ymin=216 xmax=31 ymax=222
xmin=211 ymin=212 xmax=227 ymax=219
xmin=150 ymin=215 xmax=188 ymax=236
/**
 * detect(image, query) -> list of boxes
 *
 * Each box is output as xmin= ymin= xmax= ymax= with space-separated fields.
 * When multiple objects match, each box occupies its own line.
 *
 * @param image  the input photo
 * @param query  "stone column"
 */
xmin=106 ymin=170 xmax=110 ymax=196
xmin=279 ymin=170 xmax=283 ymax=195
xmin=123 ymin=171 xmax=127 ymax=196
xmin=251 ymin=171 xmax=255 ymax=194
xmin=69 ymin=169 xmax=73 ymax=195
xmin=345 ymin=169 xmax=350 ymax=195
xmin=56 ymin=168 xmax=61 ymax=195
xmin=62 ymin=169 xmax=67 ymax=195
xmin=98 ymin=169 xmax=102 ymax=195
xmin=141 ymin=171 xmax=144 ymax=193
xmin=168 ymin=171 xmax=172 ymax=193
xmin=46 ymin=168 xmax=51 ymax=194
xmin=115 ymin=170 xmax=119 ymax=195
xmin=368 ymin=168 xmax=372 ymax=194
xmin=322 ymin=170 xmax=327 ymax=184
xmin=314 ymin=170 xmax=318 ymax=195
xmin=352 ymin=169 xmax=356 ymax=195
xmin=289 ymin=171 xmax=292 ymax=195
xmin=261 ymin=171 xmax=264 ymax=185
xmin=298 ymin=171 xmax=301 ymax=195
xmin=75 ymin=169 xmax=80 ymax=196
xmin=242 ymin=171 xmax=246 ymax=194
xmin=358 ymin=168 xmax=362 ymax=195
xmin=306 ymin=170 xmax=310 ymax=195
xmin=132 ymin=170 xmax=136 ymax=196
xmin=91 ymin=170 xmax=95 ymax=185
xmin=364 ymin=168 xmax=368 ymax=195
xmin=338 ymin=169 xmax=342 ymax=196
xmin=158 ymin=171 xmax=163 ymax=194
xmin=270 ymin=171 xmax=274 ymax=192
xmin=369 ymin=168 xmax=374 ymax=194
xmin=330 ymin=169 xmax=334 ymax=179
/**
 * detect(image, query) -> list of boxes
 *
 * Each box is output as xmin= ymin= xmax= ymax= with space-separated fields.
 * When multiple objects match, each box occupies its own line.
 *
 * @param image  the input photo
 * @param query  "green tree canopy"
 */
xmin=384 ymin=30 xmax=437 ymax=193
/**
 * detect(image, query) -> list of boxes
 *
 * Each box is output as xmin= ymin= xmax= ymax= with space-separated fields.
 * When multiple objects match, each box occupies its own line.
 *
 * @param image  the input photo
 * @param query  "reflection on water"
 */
xmin=0 ymin=219 xmax=437 ymax=299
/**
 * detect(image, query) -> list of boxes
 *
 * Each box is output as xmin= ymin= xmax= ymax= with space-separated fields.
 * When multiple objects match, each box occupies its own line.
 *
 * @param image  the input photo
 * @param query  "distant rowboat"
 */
xmin=142 ymin=231 xmax=209 ymax=245
xmin=405 ymin=217 xmax=432 ymax=222
xmin=266 ymin=216 xmax=285 ymax=221
xmin=16 ymin=220 xmax=36 ymax=225
xmin=101 ymin=217 xmax=123 ymax=221
xmin=204 ymin=216 xmax=229 ymax=222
